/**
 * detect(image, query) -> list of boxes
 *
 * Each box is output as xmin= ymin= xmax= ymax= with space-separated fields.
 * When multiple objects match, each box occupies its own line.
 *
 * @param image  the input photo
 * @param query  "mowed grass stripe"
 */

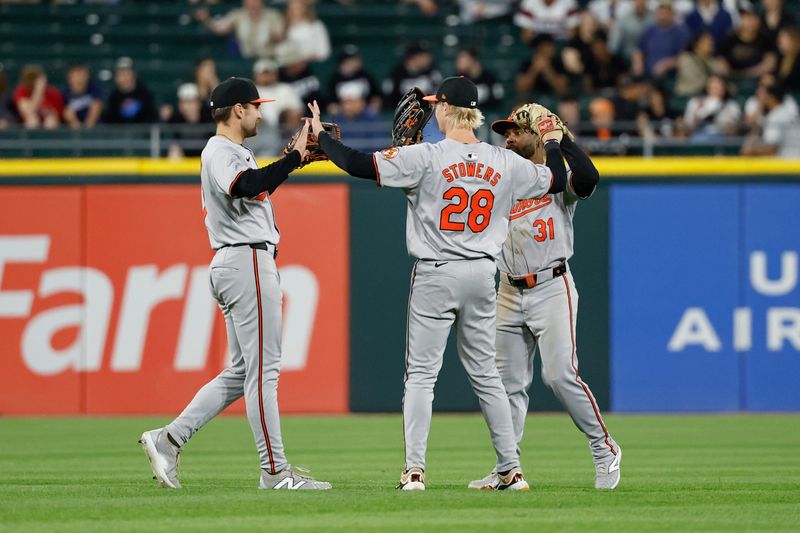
xmin=0 ymin=414 xmax=798 ymax=532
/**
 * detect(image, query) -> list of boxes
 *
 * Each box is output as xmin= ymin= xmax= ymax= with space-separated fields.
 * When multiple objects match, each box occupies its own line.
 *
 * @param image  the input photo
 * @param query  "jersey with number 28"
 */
xmin=373 ymin=139 xmax=554 ymax=260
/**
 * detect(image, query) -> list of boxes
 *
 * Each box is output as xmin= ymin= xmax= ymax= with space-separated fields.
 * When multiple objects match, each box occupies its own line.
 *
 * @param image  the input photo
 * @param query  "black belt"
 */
xmin=419 ymin=255 xmax=492 ymax=262
xmin=220 ymin=242 xmax=278 ymax=259
xmin=504 ymin=263 xmax=566 ymax=289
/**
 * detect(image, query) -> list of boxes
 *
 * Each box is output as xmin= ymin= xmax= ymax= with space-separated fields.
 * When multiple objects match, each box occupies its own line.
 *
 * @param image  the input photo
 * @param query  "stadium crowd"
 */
xmin=0 ymin=0 xmax=799 ymax=156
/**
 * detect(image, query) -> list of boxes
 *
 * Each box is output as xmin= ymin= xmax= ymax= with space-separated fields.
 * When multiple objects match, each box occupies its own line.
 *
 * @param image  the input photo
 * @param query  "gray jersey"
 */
xmin=373 ymin=139 xmax=553 ymax=260
xmin=498 ymin=169 xmax=594 ymax=274
xmin=200 ymin=136 xmax=280 ymax=249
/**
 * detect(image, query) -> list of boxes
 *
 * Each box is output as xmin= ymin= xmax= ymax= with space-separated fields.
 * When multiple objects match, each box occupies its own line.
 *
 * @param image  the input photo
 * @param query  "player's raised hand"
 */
xmin=307 ymin=100 xmax=324 ymax=137
xmin=290 ymin=120 xmax=311 ymax=161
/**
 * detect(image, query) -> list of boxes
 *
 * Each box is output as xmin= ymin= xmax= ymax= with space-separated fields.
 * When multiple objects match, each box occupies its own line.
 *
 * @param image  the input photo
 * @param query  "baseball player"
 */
xmin=306 ymin=76 xmax=572 ymax=491
xmin=468 ymin=105 xmax=621 ymax=490
xmin=139 ymin=77 xmax=331 ymax=490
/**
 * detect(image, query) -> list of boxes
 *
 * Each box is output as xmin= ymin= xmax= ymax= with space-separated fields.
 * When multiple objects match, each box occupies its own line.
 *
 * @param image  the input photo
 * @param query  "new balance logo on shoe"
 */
xmin=608 ymin=454 xmax=621 ymax=473
xmin=273 ymin=477 xmax=307 ymax=490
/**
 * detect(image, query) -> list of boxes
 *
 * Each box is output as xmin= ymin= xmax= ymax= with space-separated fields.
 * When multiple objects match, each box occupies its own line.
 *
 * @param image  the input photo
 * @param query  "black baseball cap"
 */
xmin=209 ymin=77 xmax=274 ymax=109
xmin=423 ymin=76 xmax=478 ymax=108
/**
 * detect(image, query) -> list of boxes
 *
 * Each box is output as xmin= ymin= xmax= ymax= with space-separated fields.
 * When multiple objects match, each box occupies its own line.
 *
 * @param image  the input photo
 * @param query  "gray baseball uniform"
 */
xmin=373 ymin=138 xmax=554 ymax=472
xmin=495 ymin=174 xmax=619 ymax=464
xmin=165 ymin=136 xmax=287 ymax=473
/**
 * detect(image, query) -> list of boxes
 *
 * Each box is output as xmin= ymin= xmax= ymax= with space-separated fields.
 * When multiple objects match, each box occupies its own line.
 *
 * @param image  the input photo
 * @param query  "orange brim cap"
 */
xmin=250 ymin=98 xmax=276 ymax=103
xmin=491 ymin=119 xmax=516 ymax=135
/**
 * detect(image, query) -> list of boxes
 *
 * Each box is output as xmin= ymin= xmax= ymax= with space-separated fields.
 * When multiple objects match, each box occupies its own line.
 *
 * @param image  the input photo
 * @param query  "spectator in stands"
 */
xmin=401 ymin=0 xmax=438 ymax=17
xmin=275 ymin=0 xmax=331 ymax=68
xmin=104 ymin=57 xmax=157 ymax=124
xmin=632 ymin=0 xmax=690 ymax=79
xmin=681 ymin=74 xmax=741 ymax=140
xmin=514 ymin=0 xmax=581 ymax=43
xmin=194 ymin=57 xmax=219 ymax=122
xmin=516 ymin=34 xmax=569 ymax=100
xmin=589 ymin=97 xmax=615 ymax=141
xmin=562 ymin=12 xmax=601 ymax=83
xmin=455 ymin=47 xmax=504 ymax=110
xmin=609 ymin=0 xmax=652 ymax=63
xmin=13 ymin=64 xmax=63 ymax=130
xmin=61 ymin=64 xmax=103 ymax=129
xmin=718 ymin=5 xmax=777 ymax=79
xmin=557 ymin=92 xmax=581 ymax=133
xmin=776 ymin=27 xmax=800 ymax=91
xmin=675 ymin=31 xmax=727 ymax=96
xmin=740 ymin=83 xmax=800 ymax=155
xmin=194 ymin=0 xmax=284 ymax=59
xmin=382 ymin=43 xmax=442 ymax=109
xmin=0 ymin=66 xmax=16 ymax=129
xmin=279 ymin=60 xmax=323 ymax=106
xmin=247 ymin=59 xmax=303 ymax=156
xmin=743 ymin=73 xmax=799 ymax=128
xmin=586 ymin=0 xmax=627 ymax=31
xmin=584 ymin=96 xmax=629 ymax=154
xmin=327 ymin=45 xmax=382 ymax=115
xmin=761 ymin=0 xmax=796 ymax=44
xmin=167 ymin=83 xmax=215 ymax=160
xmin=683 ymin=0 xmax=733 ymax=48
xmin=612 ymin=75 xmax=651 ymax=127
xmin=253 ymin=59 xmax=303 ymax=128
xmin=330 ymin=83 xmax=385 ymax=153
xmin=587 ymin=30 xmax=627 ymax=91
xmin=456 ymin=0 xmax=515 ymax=24
xmin=637 ymin=83 xmax=678 ymax=139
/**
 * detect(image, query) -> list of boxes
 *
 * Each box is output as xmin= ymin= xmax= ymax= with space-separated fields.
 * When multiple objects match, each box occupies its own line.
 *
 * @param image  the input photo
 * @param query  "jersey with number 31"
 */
xmin=373 ymin=139 xmax=554 ymax=260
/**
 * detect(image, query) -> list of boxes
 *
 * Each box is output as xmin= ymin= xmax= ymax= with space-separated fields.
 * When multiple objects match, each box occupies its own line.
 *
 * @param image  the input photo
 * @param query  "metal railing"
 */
xmin=0 ymin=120 xmax=794 ymax=159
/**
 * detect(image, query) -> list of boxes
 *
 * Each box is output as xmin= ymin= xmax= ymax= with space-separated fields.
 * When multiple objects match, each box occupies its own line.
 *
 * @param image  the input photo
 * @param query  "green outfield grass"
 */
xmin=1 ymin=414 xmax=798 ymax=532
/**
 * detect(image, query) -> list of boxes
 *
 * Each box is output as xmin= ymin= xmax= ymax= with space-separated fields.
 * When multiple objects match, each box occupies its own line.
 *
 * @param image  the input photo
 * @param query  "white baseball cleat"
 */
xmin=595 ymin=447 xmax=622 ymax=489
xmin=139 ymin=428 xmax=181 ymax=489
xmin=259 ymin=466 xmax=332 ymax=490
xmin=397 ymin=467 xmax=425 ymax=491
xmin=496 ymin=467 xmax=530 ymax=491
xmin=468 ymin=469 xmax=499 ymax=490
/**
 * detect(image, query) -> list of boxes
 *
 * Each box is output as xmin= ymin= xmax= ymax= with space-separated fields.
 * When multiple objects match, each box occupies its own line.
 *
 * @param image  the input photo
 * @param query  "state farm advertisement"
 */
xmin=0 ymin=184 xmax=349 ymax=414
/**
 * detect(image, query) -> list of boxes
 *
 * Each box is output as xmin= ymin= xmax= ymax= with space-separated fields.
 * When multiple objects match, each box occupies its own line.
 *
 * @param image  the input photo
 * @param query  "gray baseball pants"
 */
xmin=496 ymin=270 xmax=618 ymax=463
xmin=403 ymin=258 xmax=519 ymax=473
xmin=166 ymin=245 xmax=287 ymax=473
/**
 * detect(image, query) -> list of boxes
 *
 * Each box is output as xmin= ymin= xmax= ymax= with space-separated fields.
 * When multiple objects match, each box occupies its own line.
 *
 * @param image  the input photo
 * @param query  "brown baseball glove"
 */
xmin=512 ymin=103 xmax=574 ymax=140
xmin=284 ymin=121 xmax=341 ymax=167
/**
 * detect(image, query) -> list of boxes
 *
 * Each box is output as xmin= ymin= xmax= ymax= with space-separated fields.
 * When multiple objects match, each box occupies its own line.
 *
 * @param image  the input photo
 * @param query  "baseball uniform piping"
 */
xmin=253 ymin=248 xmax=276 ymax=472
xmin=401 ymin=261 xmax=418 ymax=467
xmin=229 ymin=170 xmax=246 ymax=196
xmin=372 ymin=153 xmax=381 ymax=186
xmin=561 ymin=274 xmax=616 ymax=456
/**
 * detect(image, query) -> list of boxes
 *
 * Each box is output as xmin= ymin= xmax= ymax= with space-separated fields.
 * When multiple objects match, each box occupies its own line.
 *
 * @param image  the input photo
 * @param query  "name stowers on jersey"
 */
xmin=497 ymin=166 xmax=590 ymax=275
xmin=200 ymin=136 xmax=280 ymax=249
xmin=372 ymin=139 xmax=554 ymax=260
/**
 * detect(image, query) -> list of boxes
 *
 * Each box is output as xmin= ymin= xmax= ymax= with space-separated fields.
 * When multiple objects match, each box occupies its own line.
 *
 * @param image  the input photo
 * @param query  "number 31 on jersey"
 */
xmin=533 ymin=217 xmax=555 ymax=242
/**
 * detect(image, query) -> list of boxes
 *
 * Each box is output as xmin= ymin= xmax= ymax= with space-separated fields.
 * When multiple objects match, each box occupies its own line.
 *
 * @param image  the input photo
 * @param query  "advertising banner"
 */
xmin=611 ymin=184 xmax=800 ymax=411
xmin=0 ymin=184 xmax=349 ymax=414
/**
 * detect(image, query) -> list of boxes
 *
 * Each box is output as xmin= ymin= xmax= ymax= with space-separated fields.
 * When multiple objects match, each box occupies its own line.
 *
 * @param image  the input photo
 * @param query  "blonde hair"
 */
xmin=444 ymin=105 xmax=485 ymax=130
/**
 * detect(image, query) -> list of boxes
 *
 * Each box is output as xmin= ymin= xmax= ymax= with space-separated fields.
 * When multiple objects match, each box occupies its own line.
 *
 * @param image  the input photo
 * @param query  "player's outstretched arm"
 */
xmin=230 ymin=122 xmax=309 ymax=198
xmin=544 ymin=139 xmax=568 ymax=194
xmin=560 ymin=136 xmax=599 ymax=199
xmin=308 ymin=100 xmax=378 ymax=181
